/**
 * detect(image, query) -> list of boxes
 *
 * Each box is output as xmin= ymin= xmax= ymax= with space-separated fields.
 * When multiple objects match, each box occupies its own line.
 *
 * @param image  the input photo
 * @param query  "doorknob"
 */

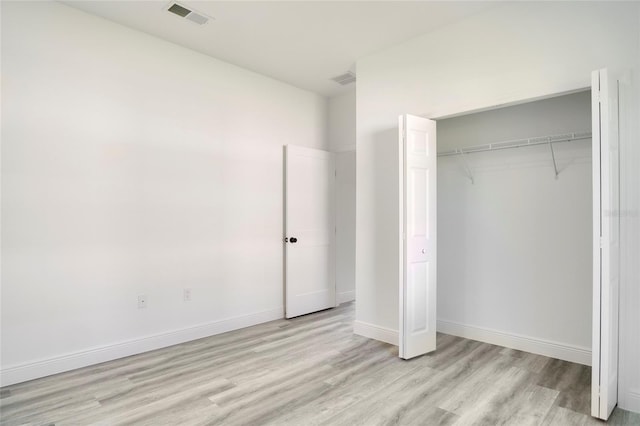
xmin=289 ymin=237 xmax=298 ymax=243
xmin=421 ymin=248 xmax=426 ymax=254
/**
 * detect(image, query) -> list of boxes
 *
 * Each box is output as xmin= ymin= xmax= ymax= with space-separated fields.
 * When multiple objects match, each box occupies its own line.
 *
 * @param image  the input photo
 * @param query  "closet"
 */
xmin=435 ymin=90 xmax=593 ymax=366
xmin=401 ymin=73 xmax=621 ymax=420
xmin=359 ymin=69 xmax=623 ymax=421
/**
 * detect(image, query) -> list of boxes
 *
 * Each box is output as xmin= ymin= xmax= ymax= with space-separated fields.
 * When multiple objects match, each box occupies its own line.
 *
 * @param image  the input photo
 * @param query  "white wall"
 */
xmin=355 ymin=0 xmax=640 ymax=408
xmin=335 ymin=151 xmax=356 ymax=304
xmin=618 ymin=69 xmax=640 ymax=412
xmin=0 ymin=1 xmax=327 ymax=385
xmin=437 ymin=92 xmax=592 ymax=358
xmin=617 ymin=18 xmax=640 ymax=412
xmin=329 ymin=91 xmax=356 ymax=304
xmin=329 ymin=91 xmax=356 ymax=152
xmin=618 ymin=12 xmax=640 ymax=409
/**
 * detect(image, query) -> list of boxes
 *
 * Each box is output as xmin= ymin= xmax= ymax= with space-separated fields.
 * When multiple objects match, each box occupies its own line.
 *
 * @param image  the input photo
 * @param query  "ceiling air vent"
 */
xmin=167 ymin=2 xmax=210 ymax=25
xmin=331 ymin=71 xmax=356 ymax=86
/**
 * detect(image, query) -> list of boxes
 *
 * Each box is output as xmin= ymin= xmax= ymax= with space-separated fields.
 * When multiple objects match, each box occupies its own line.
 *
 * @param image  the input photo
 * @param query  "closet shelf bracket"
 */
xmin=548 ymin=138 xmax=559 ymax=179
xmin=458 ymin=149 xmax=474 ymax=184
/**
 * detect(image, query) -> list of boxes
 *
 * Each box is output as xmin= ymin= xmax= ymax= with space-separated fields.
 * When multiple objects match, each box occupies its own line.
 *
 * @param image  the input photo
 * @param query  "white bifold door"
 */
xmin=284 ymin=145 xmax=336 ymax=319
xmin=398 ymin=115 xmax=437 ymax=360
xmin=591 ymin=68 xmax=621 ymax=420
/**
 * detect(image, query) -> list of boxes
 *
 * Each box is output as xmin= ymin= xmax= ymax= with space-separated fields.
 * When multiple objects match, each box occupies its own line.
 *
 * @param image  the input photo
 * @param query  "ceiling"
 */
xmin=62 ymin=1 xmax=498 ymax=98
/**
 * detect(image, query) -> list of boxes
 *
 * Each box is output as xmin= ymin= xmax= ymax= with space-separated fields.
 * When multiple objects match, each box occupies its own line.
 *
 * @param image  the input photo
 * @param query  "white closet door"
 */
xmin=399 ymin=114 xmax=437 ymax=360
xmin=591 ymin=68 xmax=620 ymax=420
xmin=284 ymin=145 xmax=336 ymax=319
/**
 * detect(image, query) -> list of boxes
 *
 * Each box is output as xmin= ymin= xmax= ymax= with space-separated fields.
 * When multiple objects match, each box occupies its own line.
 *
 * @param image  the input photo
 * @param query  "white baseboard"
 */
xmin=0 ymin=307 xmax=284 ymax=387
xmin=620 ymin=389 xmax=640 ymax=414
xmin=352 ymin=319 xmax=590 ymax=366
xmin=337 ymin=291 xmax=355 ymax=305
xmin=354 ymin=320 xmax=398 ymax=346
xmin=436 ymin=319 xmax=592 ymax=366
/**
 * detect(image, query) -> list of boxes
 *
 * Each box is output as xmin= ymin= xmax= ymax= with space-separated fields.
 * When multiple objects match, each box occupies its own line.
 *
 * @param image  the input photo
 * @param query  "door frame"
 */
xmin=422 ymin=74 xmax=620 ymax=420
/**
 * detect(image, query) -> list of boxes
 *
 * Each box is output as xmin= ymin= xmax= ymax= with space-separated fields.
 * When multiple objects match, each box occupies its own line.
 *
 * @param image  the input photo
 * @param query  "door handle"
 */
xmin=289 ymin=237 xmax=298 ymax=243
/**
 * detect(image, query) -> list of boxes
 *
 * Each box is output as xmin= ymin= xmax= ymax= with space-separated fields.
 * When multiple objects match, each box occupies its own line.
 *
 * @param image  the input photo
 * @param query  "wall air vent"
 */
xmin=330 ymin=71 xmax=356 ymax=86
xmin=167 ymin=2 xmax=210 ymax=25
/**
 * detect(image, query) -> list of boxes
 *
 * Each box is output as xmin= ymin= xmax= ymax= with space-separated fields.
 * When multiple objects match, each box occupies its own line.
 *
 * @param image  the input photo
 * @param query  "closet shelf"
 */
xmin=437 ymin=131 xmax=592 ymax=157
xmin=437 ymin=131 xmax=592 ymax=183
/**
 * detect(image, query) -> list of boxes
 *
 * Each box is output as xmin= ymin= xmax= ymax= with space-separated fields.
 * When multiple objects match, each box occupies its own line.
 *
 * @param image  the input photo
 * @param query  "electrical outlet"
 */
xmin=184 ymin=288 xmax=192 ymax=302
xmin=138 ymin=295 xmax=147 ymax=309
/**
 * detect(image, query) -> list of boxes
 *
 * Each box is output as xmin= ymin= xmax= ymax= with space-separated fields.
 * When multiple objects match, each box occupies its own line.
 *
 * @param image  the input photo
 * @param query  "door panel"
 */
xmin=285 ymin=145 xmax=336 ymax=318
xmin=591 ymin=68 xmax=620 ymax=420
xmin=399 ymin=114 xmax=437 ymax=359
xmin=409 ymin=262 xmax=428 ymax=332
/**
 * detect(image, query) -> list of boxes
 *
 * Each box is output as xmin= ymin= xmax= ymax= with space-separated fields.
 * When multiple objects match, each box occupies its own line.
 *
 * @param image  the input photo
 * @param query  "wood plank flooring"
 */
xmin=1 ymin=302 xmax=638 ymax=425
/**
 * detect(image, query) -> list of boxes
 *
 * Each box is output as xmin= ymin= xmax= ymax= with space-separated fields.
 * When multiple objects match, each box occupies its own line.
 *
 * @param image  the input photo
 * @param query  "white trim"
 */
xmin=431 ymin=87 xmax=591 ymax=120
xmin=337 ymin=291 xmax=355 ymax=305
xmin=437 ymin=319 xmax=591 ymax=366
xmin=354 ymin=320 xmax=398 ymax=346
xmin=619 ymin=389 xmax=640 ymax=414
xmin=0 ymin=307 xmax=283 ymax=387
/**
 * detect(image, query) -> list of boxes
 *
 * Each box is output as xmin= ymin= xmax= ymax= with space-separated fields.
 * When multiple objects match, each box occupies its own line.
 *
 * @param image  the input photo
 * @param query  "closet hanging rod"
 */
xmin=437 ymin=132 xmax=592 ymax=157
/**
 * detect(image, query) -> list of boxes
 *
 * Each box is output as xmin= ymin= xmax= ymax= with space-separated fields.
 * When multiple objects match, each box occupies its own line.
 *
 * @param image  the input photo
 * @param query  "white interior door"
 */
xmin=399 ymin=114 xmax=437 ymax=360
xmin=591 ymin=68 xmax=620 ymax=420
xmin=285 ymin=145 xmax=336 ymax=319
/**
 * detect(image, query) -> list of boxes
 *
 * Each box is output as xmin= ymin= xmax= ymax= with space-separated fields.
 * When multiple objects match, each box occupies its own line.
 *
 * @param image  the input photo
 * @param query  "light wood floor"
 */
xmin=1 ymin=302 xmax=638 ymax=425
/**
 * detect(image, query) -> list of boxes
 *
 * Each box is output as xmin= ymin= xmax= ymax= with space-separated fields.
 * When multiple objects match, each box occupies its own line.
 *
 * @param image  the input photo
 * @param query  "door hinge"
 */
xmin=600 ymin=237 xmax=604 ymax=248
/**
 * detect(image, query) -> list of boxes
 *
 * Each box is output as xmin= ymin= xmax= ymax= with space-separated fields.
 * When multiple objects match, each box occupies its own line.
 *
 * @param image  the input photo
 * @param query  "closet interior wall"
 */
xmin=436 ymin=91 xmax=592 ymax=363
